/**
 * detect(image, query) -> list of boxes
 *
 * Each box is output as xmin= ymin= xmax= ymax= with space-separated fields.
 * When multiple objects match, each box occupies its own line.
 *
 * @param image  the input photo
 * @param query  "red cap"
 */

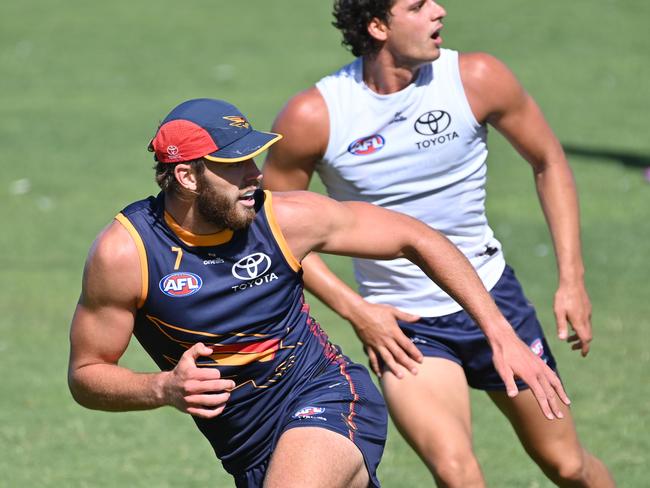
xmin=150 ymin=119 xmax=218 ymax=163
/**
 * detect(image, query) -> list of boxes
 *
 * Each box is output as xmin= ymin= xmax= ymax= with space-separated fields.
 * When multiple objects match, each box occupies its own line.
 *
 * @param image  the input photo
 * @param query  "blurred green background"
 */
xmin=1 ymin=0 xmax=648 ymax=486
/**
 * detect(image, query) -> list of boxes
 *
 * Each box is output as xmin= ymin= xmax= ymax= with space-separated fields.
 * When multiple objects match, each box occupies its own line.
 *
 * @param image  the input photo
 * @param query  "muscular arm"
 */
xmin=273 ymin=191 xmax=570 ymax=419
xmin=461 ymin=53 xmax=592 ymax=356
xmin=68 ymin=221 xmax=234 ymax=417
xmin=263 ymin=89 xmax=423 ymax=377
xmin=263 ymin=87 xmax=326 ymax=190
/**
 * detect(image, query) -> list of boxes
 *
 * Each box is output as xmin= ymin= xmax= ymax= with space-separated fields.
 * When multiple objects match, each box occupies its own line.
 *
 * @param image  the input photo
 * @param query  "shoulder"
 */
xmin=93 ymin=219 xmax=141 ymax=267
xmin=458 ymin=52 xmax=514 ymax=84
xmin=263 ymin=88 xmax=329 ymax=187
xmin=458 ymin=52 xmax=526 ymax=122
xmin=81 ymin=219 xmax=142 ymax=309
xmin=269 ymin=191 xmax=344 ymax=235
xmin=273 ymin=87 xmax=328 ymax=132
xmin=270 ymin=190 xmax=331 ymax=221
xmin=265 ymin=191 xmax=336 ymax=260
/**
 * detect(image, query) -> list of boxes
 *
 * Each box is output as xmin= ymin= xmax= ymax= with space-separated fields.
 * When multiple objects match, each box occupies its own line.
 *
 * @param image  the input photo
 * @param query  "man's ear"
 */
xmin=368 ymin=17 xmax=389 ymax=42
xmin=174 ymin=163 xmax=199 ymax=192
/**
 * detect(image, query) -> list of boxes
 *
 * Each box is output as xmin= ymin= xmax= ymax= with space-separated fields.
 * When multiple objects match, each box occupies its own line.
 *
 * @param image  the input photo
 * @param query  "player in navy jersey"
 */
xmin=69 ymin=98 xmax=569 ymax=488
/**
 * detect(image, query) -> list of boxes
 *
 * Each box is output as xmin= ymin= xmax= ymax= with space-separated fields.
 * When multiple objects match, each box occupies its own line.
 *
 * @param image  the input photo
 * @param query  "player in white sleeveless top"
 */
xmin=316 ymin=48 xmax=504 ymax=317
xmin=263 ymin=1 xmax=613 ymax=486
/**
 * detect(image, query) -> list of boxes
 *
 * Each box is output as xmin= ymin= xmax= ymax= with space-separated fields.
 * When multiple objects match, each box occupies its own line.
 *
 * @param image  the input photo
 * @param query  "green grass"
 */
xmin=1 ymin=0 xmax=648 ymax=486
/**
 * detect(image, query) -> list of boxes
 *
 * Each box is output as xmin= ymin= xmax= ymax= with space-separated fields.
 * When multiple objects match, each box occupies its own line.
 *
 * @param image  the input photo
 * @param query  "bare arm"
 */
xmin=68 ymin=220 xmax=235 ymax=418
xmin=461 ymin=53 xmax=592 ymax=356
xmin=273 ymin=191 xmax=571 ymax=419
xmin=263 ymin=89 xmax=423 ymax=377
xmin=263 ymin=87 xmax=327 ymax=190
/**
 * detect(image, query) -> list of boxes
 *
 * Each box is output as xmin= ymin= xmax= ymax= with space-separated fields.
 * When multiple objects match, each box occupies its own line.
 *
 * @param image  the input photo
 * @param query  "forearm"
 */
xmin=534 ymin=159 xmax=585 ymax=284
xmin=405 ymin=230 xmax=516 ymax=342
xmin=69 ymin=362 xmax=170 ymax=412
xmin=302 ymin=253 xmax=365 ymax=321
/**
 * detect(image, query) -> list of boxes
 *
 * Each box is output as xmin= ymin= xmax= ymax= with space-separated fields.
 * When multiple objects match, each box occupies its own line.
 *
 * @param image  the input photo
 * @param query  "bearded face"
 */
xmin=195 ymin=172 xmax=256 ymax=231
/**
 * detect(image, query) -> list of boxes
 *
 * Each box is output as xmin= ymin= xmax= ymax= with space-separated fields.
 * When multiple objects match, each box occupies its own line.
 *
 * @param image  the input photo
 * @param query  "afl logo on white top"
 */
xmin=414 ymin=110 xmax=451 ymax=135
xmin=232 ymin=252 xmax=272 ymax=280
xmin=347 ymin=134 xmax=385 ymax=156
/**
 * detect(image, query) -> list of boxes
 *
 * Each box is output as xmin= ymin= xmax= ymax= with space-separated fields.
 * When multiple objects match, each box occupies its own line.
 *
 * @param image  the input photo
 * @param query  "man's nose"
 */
xmin=245 ymin=159 xmax=262 ymax=184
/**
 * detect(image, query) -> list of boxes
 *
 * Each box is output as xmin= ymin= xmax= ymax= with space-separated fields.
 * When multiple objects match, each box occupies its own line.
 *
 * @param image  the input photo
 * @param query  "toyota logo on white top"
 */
xmin=232 ymin=253 xmax=272 ymax=280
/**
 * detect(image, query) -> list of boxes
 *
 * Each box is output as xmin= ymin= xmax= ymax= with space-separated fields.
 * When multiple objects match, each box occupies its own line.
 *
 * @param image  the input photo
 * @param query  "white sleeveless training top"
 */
xmin=315 ymin=49 xmax=506 ymax=316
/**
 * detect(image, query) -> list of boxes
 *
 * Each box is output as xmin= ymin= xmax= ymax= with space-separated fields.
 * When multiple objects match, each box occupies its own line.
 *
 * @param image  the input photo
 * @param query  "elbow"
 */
xmin=67 ymin=370 xmax=86 ymax=406
xmin=402 ymin=243 xmax=429 ymax=273
xmin=67 ymin=367 xmax=97 ymax=409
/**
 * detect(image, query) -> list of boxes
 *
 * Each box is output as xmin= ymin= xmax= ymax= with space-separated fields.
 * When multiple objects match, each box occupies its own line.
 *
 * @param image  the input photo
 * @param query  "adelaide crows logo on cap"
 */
xmin=159 ymin=272 xmax=203 ymax=297
xmin=223 ymin=116 xmax=250 ymax=129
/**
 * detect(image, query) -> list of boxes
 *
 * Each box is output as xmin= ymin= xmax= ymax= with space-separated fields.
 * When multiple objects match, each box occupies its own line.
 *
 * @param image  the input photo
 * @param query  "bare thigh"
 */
xmin=381 ymin=357 xmax=480 ymax=475
xmin=264 ymin=427 xmax=369 ymax=488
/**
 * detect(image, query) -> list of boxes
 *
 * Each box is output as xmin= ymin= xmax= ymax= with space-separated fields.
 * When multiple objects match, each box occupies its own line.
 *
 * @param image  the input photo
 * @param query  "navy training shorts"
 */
xmin=232 ymin=359 xmax=387 ymax=488
xmin=397 ymin=264 xmax=558 ymax=390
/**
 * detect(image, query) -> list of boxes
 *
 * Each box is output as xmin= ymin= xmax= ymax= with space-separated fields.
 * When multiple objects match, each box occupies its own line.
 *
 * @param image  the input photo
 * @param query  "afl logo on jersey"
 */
xmin=347 ymin=134 xmax=385 ymax=156
xmin=232 ymin=252 xmax=272 ymax=280
xmin=159 ymin=272 xmax=203 ymax=297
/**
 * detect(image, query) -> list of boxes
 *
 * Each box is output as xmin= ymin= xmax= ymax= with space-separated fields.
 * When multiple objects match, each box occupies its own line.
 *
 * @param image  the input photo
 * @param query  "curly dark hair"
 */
xmin=154 ymin=158 xmax=206 ymax=194
xmin=332 ymin=0 xmax=396 ymax=57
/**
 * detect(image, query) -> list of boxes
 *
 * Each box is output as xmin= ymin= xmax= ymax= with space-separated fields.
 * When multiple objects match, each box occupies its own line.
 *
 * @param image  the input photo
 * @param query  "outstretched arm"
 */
xmin=301 ymin=253 xmax=423 ymax=377
xmin=263 ymin=88 xmax=423 ymax=377
xmin=68 ymin=221 xmax=235 ymax=418
xmin=273 ymin=191 xmax=571 ymax=420
xmin=461 ymin=52 xmax=592 ymax=356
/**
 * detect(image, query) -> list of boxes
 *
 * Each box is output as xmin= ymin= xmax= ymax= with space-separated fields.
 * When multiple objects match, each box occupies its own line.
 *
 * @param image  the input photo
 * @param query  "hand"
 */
xmin=554 ymin=281 xmax=593 ymax=357
xmin=347 ymin=301 xmax=423 ymax=378
xmin=162 ymin=342 xmax=236 ymax=418
xmin=490 ymin=330 xmax=571 ymax=420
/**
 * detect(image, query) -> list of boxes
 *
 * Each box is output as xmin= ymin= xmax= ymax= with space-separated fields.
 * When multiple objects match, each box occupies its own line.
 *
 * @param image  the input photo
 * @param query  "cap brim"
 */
xmin=203 ymin=130 xmax=283 ymax=163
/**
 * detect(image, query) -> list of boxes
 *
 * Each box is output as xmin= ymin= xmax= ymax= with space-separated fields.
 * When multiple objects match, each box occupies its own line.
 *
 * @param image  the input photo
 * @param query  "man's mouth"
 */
xmin=238 ymin=189 xmax=257 ymax=202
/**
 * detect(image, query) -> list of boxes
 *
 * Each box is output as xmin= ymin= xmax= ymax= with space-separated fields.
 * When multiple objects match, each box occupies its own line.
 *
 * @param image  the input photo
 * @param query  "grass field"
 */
xmin=1 ymin=1 xmax=649 ymax=486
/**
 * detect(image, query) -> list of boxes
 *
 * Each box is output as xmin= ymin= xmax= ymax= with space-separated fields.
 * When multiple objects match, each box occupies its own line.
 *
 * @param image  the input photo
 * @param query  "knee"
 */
xmin=430 ymin=451 xmax=484 ymax=488
xmin=543 ymin=450 xmax=589 ymax=485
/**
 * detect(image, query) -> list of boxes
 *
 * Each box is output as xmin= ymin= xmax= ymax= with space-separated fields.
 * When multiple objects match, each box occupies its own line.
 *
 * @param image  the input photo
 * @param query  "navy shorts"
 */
xmin=232 ymin=359 xmax=387 ymax=488
xmin=398 ymin=265 xmax=558 ymax=390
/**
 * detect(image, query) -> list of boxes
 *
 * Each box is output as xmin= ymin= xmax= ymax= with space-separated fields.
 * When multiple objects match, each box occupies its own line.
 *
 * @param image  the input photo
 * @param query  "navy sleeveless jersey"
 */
xmin=116 ymin=190 xmax=343 ymax=473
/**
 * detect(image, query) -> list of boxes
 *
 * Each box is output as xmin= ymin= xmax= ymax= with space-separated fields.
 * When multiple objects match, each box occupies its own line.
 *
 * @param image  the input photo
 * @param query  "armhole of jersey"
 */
xmin=448 ymin=50 xmax=482 ymax=129
xmin=114 ymin=213 xmax=149 ymax=309
xmin=315 ymin=82 xmax=335 ymax=164
xmin=262 ymin=190 xmax=301 ymax=273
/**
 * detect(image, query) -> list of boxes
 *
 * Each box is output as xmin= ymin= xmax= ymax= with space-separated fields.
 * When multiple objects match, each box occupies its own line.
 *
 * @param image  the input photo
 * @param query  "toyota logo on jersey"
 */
xmin=347 ymin=134 xmax=385 ymax=156
xmin=414 ymin=110 xmax=451 ymax=135
xmin=159 ymin=272 xmax=203 ymax=297
xmin=232 ymin=252 xmax=272 ymax=280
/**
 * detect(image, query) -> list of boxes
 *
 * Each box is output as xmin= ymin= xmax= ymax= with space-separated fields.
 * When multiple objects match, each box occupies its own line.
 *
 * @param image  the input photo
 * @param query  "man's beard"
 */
xmin=195 ymin=178 xmax=256 ymax=231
